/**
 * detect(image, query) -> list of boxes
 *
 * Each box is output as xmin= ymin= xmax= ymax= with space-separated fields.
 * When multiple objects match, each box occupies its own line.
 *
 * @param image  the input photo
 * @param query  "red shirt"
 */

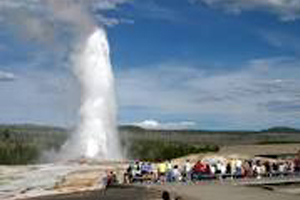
xmin=193 ymin=162 xmax=208 ymax=173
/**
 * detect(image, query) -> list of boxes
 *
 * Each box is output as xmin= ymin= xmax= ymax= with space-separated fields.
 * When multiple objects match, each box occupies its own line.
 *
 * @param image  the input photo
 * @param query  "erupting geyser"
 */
xmin=62 ymin=28 xmax=122 ymax=160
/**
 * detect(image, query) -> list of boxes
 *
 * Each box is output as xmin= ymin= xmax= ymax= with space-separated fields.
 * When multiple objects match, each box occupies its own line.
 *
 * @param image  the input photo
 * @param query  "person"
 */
xmin=105 ymin=171 xmax=118 ymax=189
xmin=253 ymin=161 xmax=263 ymax=179
xmin=279 ymin=162 xmax=287 ymax=176
xmin=132 ymin=161 xmax=142 ymax=181
xmin=226 ymin=162 xmax=232 ymax=176
xmin=210 ymin=164 xmax=216 ymax=176
xmin=141 ymin=162 xmax=154 ymax=183
xmin=242 ymin=160 xmax=252 ymax=178
xmin=172 ymin=165 xmax=182 ymax=182
xmin=192 ymin=160 xmax=209 ymax=181
xmin=162 ymin=191 xmax=171 ymax=200
xmin=236 ymin=159 xmax=243 ymax=178
xmin=141 ymin=162 xmax=148 ymax=175
xmin=220 ymin=161 xmax=227 ymax=179
xmin=166 ymin=160 xmax=173 ymax=182
xmin=272 ymin=162 xmax=279 ymax=176
xmin=158 ymin=161 xmax=167 ymax=182
xmin=124 ymin=163 xmax=133 ymax=183
xmin=264 ymin=161 xmax=271 ymax=177
xmin=294 ymin=150 xmax=300 ymax=173
xmin=230 ymin=159 xmax=237 ymax=179
xmin=183 ymin=159 xmax=192 ymax=181
xmin=166 ymin=160 xmax=173 ymax=171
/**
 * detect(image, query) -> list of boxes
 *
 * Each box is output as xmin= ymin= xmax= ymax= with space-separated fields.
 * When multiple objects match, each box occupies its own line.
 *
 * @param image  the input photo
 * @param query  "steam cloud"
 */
xmin=0 ymin=0 xmax=128 ymax=160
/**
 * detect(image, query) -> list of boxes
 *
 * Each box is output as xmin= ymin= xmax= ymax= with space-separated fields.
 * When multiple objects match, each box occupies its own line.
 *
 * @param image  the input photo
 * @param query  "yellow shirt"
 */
xmin=158 ymin=163 xmax=167 ymax=173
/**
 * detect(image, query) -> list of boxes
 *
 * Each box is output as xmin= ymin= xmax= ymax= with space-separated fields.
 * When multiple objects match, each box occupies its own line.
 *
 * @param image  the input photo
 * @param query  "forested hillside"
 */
xmin=0 ymin=124 xmax=300 ymax=164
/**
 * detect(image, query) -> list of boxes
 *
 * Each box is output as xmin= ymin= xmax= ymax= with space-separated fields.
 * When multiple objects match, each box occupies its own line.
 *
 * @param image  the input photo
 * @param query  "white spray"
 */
xmin=9 ymin=0 xmax=125 ymax=161
xmin=61 ymin=28 xmax=122 ymax=160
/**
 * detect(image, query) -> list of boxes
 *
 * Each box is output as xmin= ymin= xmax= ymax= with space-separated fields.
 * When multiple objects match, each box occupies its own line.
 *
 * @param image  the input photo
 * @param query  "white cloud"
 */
xmin=0 ymin=0 xmax=131 ymax=127
xmin=0 ymin=70 xmax=16 ymax=81
xmin=259 ymin=30 xmax=300 ymax=53
xmin=116 ymin=57 xmax=300 ymax=129
xmin=0 ymin=0 xmax=131 ymax=44
xmin=0 ymin=66 xmax=79 ymax=126
xmin=132 ymin=1 xmax=183 ymax=23
xmin=191 ymin=0 xmax=300 ymax=21
xmin=133 ymin=119 xmax=197 ymax=130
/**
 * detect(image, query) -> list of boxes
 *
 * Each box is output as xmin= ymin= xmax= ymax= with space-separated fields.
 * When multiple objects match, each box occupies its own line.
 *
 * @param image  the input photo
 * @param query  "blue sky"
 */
xmin=0 ymin=0 xmax=300 ymax=130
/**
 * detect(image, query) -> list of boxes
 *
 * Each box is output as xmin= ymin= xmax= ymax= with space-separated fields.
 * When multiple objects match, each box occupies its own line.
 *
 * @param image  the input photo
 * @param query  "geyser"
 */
xmin=62 ymin=28 xmax=122 ymax=160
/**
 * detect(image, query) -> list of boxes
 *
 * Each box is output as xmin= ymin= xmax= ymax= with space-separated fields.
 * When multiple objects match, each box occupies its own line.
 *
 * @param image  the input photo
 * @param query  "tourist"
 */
xmin=216 ymin=161 xmax=222 ymax=174
xmin=236 ymin=159 xmax=243 ymax=178
xmin=242 ymin=160 xmax=253 ymax=178
xmin=162 ymin=191 xmax=171 ymax=200
xmin=124 ymin=162 xmax=133 ymax=183
xmin=253 ymin=161 xmax=263 ymax=179
xmin=166 ymin=160 xmax=173 ymax=182
xmin=294 ymin=150 xmax=300 ymax=173
xmin=264 ymin=161 xmax=271 ymax=177
xmin=105 ymin=171 xmax=118 ymax=189
xmin=124 ymin=150 xmax=300 ymax=185
xmin=272 ymin=162 xmax=279 ymax=176
xmin=220 ymin=161 xmax=227 ymax=179
xmin=141 ymin=162 xmax=149 ymax=175
xmin=183 ymin=159 xmax=192 ymax=181
xmin=136 ymin=161 xmax=143 ymax=175
xmin=230 ymin=159 xmax=237 ymax=179
xmin=279 ymin=162 xmax=287 ymax=176
xmin=287 ymin=160 xmax=294 ymax=173
xmin=171 ymin=165 xmax=182 ymax=182
xmin=226 ymin=162 xmax=232 ymax=176
xmin=210 ymin=164 xmax=216 ymax=176
xmin=192 ymin=160 xmax=210 ymax=180
xmin=158 ymin=161 xmax=167 ymax=182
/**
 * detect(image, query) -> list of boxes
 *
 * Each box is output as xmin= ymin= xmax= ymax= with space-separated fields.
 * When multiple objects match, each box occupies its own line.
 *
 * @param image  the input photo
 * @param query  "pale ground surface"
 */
xmin=220 ymin=144 xmax=300 ymax=157
xmin=172 ymin=143 xmax=300 ymax=165
xmin=0 ymin=161 xmax=127 ymax=200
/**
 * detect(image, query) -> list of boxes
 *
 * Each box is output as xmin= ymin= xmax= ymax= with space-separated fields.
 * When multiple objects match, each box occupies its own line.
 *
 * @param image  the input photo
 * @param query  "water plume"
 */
xmin=61 ymin=28 xmax=122 ymax=160
xmin=0 ymin=0 xmax=125 ymax=161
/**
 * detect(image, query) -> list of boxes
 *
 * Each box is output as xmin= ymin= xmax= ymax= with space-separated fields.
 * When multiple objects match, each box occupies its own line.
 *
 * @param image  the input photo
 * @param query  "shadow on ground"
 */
xmin=23 ymin=186 xmax=161 ymax=200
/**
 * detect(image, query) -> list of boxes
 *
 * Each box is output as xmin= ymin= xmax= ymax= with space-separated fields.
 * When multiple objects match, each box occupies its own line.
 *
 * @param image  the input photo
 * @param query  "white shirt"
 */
xmin=184 ymin=162 xmax=192 ymax=173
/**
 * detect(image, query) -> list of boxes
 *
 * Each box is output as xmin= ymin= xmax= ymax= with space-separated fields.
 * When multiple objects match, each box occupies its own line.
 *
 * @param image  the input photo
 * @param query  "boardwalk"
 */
xmin=159 ymin=183 xmax=299 ymax=200
xmin=237 ymin=175 xmax=300 ymax=186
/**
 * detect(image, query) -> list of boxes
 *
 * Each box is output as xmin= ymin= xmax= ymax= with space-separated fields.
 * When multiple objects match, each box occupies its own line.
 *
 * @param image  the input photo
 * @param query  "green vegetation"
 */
xmin=127 ymin=140 xmax=219 ymax=161
xmin=262 ymin=127 xmax=300 ymax=133
xmin=0 ymin=124 xmax=300 ymax=164
xmin=257 ymin=141 xmax=300 ymax=145
xmin=0 ymin=125 xmax=68 ymax=165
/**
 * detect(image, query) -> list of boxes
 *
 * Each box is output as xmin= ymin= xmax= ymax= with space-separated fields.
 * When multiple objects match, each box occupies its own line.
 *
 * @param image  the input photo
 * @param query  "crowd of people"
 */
xmin=123 ymin=152 xmax=300 ymax=183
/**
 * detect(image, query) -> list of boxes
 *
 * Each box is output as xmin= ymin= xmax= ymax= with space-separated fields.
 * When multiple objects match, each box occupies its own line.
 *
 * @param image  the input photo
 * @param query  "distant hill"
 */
xmin=262 ymin=127 xmax=300 ymax=133
xmin=1 ymin=124 xmax=300 ymax=134
xmin=119 ymin=125 xmax=300 ymax=145
xmin=0 ymin=124 xmax=67 ymax=133
xmin=120 ymin=125 xmax=300 ymax=133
